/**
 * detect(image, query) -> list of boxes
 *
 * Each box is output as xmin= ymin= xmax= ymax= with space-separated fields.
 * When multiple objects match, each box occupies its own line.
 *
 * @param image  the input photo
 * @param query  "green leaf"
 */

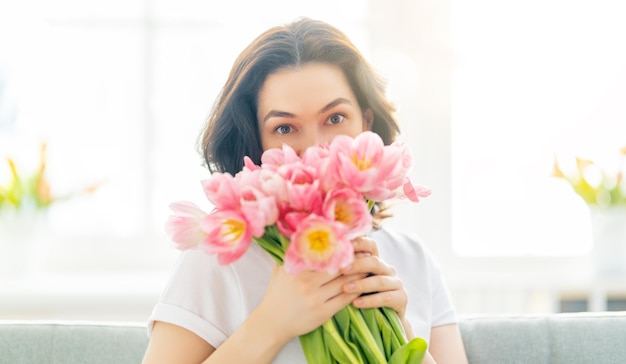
xmin=322 ymin=319 xmax=364 ymax=364
xmin=332 ymin=310 xmax=363 ymax=360
xmin=252 ymin=236 xmax=283 ymax=264
xmin=375 ymin=308 xmax=395 ymax=358
xmin=381 ymin=306 xmax=408 ymax=346
xmin=252 ymin=228 xmax=286 ymax=264
xmin=361 ymin=308 xmax=384 ymax=355
xmin=346 ymin=305 xmax=387 ymax=363
xmin=388 ymin=337 xmax=428 ymax=364
xmin=300 ymin=327 xmax=331 ymax=364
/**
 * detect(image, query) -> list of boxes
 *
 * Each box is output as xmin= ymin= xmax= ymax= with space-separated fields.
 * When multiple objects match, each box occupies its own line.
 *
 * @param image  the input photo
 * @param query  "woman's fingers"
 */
xmin=342 ymin=254 xmax=396 ymax=277
xmin=343 ymin=273 xmax=402 ymax=295
xmin=351 ymin=236 xmax=379 ymax=256
xmin=263 ymin=265 xmax=362 ymax=338
xmin=339 ymin=238 xmax=409 ymax=318
xmin=352 ymin=289 xmax=407 ymax=315
xmin=343 ymin=274 xmax=408 ymax=317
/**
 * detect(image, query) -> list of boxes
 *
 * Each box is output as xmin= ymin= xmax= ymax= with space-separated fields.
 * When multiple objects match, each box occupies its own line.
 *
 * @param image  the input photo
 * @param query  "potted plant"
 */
xmin=0 ymin=142 xmax=100 ymax=278
xmin=553 ymin=146 xmax=626 ymax=276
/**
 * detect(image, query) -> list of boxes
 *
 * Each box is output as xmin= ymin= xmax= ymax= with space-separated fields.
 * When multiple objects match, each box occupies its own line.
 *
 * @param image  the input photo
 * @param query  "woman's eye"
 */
xmin=275 ymin=125 xmax=294 ymax=135
xmin=327 ymin=113 xmax=345 ymax=125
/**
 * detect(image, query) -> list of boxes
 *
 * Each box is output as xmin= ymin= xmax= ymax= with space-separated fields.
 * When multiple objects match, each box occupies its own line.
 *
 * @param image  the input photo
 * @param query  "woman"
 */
xmin=143 ymin=18 xmax=467 ymax=364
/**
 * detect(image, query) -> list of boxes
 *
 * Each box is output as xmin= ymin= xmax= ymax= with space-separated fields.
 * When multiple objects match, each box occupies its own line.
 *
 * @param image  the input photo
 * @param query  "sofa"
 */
xmin=1 ymin=311 xmax=625 ymax=363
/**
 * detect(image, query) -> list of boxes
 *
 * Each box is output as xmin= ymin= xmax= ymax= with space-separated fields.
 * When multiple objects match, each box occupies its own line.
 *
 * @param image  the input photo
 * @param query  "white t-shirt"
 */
xmin=147 ymin=227 xmax=458 ymax=363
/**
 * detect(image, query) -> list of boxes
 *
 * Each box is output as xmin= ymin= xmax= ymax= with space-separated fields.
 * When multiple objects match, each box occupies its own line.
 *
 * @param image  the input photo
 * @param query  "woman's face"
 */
xmin=257 ymin=63 xmax=372 ymax=155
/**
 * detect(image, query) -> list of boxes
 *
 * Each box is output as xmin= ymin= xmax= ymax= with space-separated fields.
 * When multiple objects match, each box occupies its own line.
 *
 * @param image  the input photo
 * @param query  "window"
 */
xmin=0 ymin=1 xmax=370 ymax=274
xmin=451 ymin=0 xmax=626 ymax=256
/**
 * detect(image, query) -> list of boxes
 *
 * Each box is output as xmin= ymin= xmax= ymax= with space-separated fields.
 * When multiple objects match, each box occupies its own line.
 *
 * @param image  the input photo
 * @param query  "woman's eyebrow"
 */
xmin=319 ymin=98 xmax=352 ymax=114
xmin=262 ymin=110 xmax=295 ymax=124
xmin=262 ymin=98 xmax=352 ymax=124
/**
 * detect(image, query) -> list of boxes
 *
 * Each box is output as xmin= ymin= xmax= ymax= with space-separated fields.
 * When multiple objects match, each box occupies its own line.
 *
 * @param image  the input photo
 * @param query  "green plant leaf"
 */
xmin=252 ymin=228 xmax=286 ymax=264
xmin=375 ymin=308 xmax=397 ymax=358
xmin=300 ymin=327 xmax=331 ymax=364
xmin=333 ymin=309 xmax=363 ymax=360
xmin=388 ymin=337 xmax=428 ymax=364
xmin=381 ymin=306 xmax=407 ymax=346
xmin=322 ymin=319 xmax=364 ymax=364
xmin=346 ymin=304 xmax=387 ymax=363
xmin=361 ymin=308 xmax=384 ymax=355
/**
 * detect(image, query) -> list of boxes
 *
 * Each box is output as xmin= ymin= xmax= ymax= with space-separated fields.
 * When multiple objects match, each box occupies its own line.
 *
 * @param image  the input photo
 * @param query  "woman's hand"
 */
xmin=255 ymin=264 xmax=362 ymax=343
xmin=340 ymin=237 xmax=409 ymax=320
xmin=254 ymin=236 xmax=410 ymax=345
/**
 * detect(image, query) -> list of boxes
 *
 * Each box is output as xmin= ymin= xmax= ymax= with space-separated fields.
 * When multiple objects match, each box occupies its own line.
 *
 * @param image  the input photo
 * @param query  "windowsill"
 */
xmin=0 ymin=273 xmax=169 ymax=322
xmin=0 ymin=232 xmax=179 ymax=322
xmin=2 ymin=231 xmax=625 ymax=319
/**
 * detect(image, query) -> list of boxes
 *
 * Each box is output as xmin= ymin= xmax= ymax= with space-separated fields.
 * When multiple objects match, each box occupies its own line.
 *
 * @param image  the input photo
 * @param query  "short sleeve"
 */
xmin=146 ymin=249 xmax=245 ymax=347
xmin=428 ymin=255 xmax=458 ymax=326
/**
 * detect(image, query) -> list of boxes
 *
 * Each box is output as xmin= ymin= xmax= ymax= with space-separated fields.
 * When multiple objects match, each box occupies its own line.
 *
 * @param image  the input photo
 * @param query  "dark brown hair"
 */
xmin=199 ymin=17 xmax=400 ymax=175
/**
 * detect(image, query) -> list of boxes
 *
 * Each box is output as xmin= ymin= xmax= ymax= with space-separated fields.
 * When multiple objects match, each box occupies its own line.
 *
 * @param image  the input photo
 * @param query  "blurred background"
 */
xmin=1 ymin=0 xmax=625 ymax=322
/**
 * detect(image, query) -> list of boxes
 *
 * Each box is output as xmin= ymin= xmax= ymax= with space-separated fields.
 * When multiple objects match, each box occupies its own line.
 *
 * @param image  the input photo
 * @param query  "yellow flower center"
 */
xmin=351 ymin=153 xmax=372 ymax=171
xmin=307 ymin=230 xmax=331 ymax=254
xmin=335 ymin=203 xmax=351 ymax=225
xmin=222 ymin=219 xmax=245 ymax=244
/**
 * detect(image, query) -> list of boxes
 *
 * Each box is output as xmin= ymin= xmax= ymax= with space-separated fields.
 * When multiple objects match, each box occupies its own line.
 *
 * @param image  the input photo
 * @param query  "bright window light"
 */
xmin=451 ymin=0 xmax=626 ymax=256
xmin=0 ymin=1 xmax=369 ymax=246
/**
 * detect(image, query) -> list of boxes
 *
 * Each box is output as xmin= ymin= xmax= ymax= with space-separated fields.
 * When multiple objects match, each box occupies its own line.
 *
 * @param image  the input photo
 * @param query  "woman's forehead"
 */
xmin=258 ymin=63 xmax=357 ymax=113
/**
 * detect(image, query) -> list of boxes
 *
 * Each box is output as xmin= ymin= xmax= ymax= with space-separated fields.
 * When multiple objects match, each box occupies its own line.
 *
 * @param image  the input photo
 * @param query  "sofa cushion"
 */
xmin=2 ymin=311 xmax=626 ymax=363
xmin=458 ymin=311 xmax=626 ymax=364
xmin=0 ymin=321 xmax=148 ymax=364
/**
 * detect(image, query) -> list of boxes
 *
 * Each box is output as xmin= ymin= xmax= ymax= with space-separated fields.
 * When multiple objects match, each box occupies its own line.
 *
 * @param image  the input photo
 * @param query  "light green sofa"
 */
xmin=1 ymin=311 xmax=625 ymax=363
xmin=459 ymin=311 xmax=626 ymax=363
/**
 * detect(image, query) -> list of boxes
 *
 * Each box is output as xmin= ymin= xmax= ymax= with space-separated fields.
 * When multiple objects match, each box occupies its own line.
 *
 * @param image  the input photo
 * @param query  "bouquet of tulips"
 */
xmin=165 ymin=131 xmax=431 ymax=363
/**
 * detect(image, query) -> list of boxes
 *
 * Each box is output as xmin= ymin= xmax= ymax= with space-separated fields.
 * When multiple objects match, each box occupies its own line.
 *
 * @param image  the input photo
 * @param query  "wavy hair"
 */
xmin=199 ymin=17 xmax=400 ymax=175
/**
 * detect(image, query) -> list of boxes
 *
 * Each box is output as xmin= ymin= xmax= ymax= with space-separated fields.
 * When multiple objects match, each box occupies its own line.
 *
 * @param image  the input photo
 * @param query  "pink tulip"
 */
xmin=302 ymin=144 xmax=338 ymax=192
xmin=277 ymin=210 xmax=310 ymax=238
xmin=234 ymin=166 xmax=261 ymax=190
xmin=261 ymin=144 xmax=301 ymax=171
xmin=201 ymin=173 xmax=241 ymax=210
xmin=164 ymin=201 xmax=209 ymax=249
xmin=323 ymin=188 xmax=372 ymax=239
xmin=301 ymin=143 xmax=330 ymax=167
xmin=284 ymin=215 xmax=353 ymax=274
xmin=279 ymin=162 xmax=324 ymax=213
xmin=329 ymin=132 xmax=386 ymax=193
xmin=243 ymin=156 xmax=261 ymax=172
xmin=257 ymin=169 xmax=289 ymax=204
xmin=402 ymin=178 xmax=432 ymax=202
xmin=379 ymin=142 xmax=411 ymax=189
xmin=201 ymin=210 xmax=253 ymax=265
xmin=165 ymin=130 xmax=430 ymax=275
xmin=239 ymin=185 xmax=279 ymax=232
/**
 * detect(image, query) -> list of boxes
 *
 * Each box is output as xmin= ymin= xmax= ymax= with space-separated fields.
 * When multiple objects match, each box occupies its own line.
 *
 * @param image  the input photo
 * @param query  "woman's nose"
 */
xmin=297 ymin=128 xmax=326 ymax=155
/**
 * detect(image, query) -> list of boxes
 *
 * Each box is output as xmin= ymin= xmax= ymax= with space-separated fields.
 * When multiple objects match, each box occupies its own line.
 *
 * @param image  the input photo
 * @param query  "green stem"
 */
xmin=299 ymin=326 xmax=330 ymax=364
xmin=346 ymin=305 xmax=387 ymax=363
xmin=381 ymin=306 xmax=407 ymax=345
xmin=252 ymin=228 xmax=285 ymax=264
xmin=361 ymin=307 xmax=384 ymax=354
xmin=322 ymin=319 xmax=364 ymax=364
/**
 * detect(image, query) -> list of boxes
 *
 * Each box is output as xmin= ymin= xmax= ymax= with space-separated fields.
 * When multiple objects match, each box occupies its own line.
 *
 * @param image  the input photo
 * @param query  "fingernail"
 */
xmin=346 ymin=283 xmax=356 ymax=291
